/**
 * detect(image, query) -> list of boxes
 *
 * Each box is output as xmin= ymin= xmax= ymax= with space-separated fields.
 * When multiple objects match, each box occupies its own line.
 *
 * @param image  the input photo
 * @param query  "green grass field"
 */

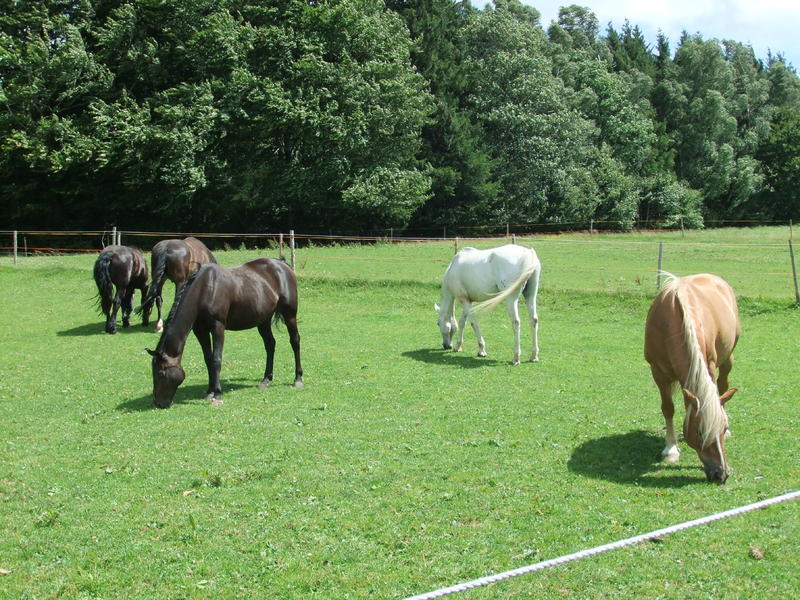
xmin=0 ymin=228 xmax=798 ymax=599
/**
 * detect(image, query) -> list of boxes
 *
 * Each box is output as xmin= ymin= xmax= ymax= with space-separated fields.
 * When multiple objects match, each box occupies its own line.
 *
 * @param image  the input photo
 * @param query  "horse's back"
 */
xmin=645 ymin=273 xmax=739 ymax=378
xmin=97 ymin=245 xmax=147 ymax=286
xmin=446 ymin=244 xmax=538 ymax=301
xmin=184 ymin=236 xmax=217 ymax=264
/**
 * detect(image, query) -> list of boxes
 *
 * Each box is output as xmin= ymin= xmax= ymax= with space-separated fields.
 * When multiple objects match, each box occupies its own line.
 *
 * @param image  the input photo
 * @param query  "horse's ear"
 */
xmin=682 ymin=388 xmax=700 ymax=413
xmin=720 ymin=388 xmax=737 ymax=406
xmin=434 ymin=303 xmax=441 ymax=313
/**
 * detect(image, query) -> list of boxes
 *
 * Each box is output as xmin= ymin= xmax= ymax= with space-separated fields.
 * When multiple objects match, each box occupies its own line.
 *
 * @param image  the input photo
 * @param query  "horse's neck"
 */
xmin=158 ymin=291 xmax=199 ymax=359
xmin=440 ymin=288 xmax=456 ymax=316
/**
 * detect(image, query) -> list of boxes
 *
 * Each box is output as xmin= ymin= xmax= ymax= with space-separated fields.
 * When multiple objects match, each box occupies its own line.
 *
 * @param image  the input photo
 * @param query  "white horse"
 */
xmin=435 ymin=244 xmax=541 ymax=365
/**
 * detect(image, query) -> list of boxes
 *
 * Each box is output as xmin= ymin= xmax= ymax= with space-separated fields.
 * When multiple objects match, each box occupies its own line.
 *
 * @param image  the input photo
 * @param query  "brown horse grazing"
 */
xmin=137 ymin=237 xmax=216 ymax=333
xmin=93 ymin=245 xmax=150 ymax=334
xmin=644 ymin=273 xmax=740 ymax=483
xmin=146 ymin=258 xmax=303 ymax=408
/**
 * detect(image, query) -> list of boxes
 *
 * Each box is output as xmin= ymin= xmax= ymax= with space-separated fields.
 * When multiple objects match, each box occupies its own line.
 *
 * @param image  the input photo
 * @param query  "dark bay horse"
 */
xmin=138 ymin=237 xmax=217 ymax=333
xmin=93 ymin=245 xmax=150 ymax=334
xmin=644 ymin=273 xmax=740 ymax=483
xmin=146 ymin=258 xmax=303 ymax=408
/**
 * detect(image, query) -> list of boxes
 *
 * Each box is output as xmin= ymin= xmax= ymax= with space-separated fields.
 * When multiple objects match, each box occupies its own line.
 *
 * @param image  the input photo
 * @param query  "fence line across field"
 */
xmin=3 ymin=229 xmax=799 ymax=299
xmin=400 ymin=490 xmax=800 ymax=600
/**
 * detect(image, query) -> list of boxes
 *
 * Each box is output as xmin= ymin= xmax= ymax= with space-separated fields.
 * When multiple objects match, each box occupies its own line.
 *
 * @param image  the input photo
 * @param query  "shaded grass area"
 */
xmin=0 ymin=233 xmax=798 ymax=599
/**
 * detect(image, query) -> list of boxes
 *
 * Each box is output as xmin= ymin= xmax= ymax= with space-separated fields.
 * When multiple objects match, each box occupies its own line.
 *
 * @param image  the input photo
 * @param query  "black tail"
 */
xmin=93 ymin=252 xmax=114 ymax=316
xmin=135 ymin=250 xmax=166 ymax=315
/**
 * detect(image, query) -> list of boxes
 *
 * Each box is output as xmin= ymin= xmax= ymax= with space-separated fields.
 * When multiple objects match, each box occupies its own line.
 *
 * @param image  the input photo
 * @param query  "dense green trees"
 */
xmin=1 ymin=0 xmax=799 ymax=233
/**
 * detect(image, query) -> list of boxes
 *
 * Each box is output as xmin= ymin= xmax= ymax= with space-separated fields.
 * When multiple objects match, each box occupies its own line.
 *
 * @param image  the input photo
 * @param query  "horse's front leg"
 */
xmin=107 ymin=287 xmax=123 ymax=334
xmin=194 ymin=323 xmax=224 ymax=405
xmin=524 ymin=286 xmax=540 ymax=362
xmin=460 ymin=301 xmax=486 ymax=357
xmin=506 ymin=298 xmax=522 ymax=365
xmin=652 ymin=368 xmax=680 ymax=462
xmin=257 ymin=320 xmax=277 ymax=388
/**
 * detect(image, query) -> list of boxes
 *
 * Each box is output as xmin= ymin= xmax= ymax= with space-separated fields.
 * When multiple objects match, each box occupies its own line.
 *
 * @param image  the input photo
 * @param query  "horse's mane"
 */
xmin=659 ymin=271 xmax=727 ymax=447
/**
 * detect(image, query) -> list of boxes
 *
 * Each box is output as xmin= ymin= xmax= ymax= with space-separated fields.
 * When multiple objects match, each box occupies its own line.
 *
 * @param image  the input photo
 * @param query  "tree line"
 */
xmin=2 ymin=0 xmax=799 ymax=235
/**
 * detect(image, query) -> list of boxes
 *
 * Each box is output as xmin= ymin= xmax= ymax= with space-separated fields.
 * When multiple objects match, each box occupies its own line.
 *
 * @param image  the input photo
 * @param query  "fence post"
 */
xmin=279 ymin=233 xmax=284 ymax=258
xmin=657 ymin=242 xmax=664 ymax=290
xmin=112 ymin=226 xmax=117 ymax=246
xmin=789 ymin=240 xmax=800 ymax=303
xmin=454 ymin=237 xmax=459 ymax=254
xmin=117 ymin=228 xmax=122 ymax=246
xmin=13 ymin=230 xmax=18 ymax=264
xmin=289 ymin=230 xmax=296 ymax=270
xmin=512 ymin=233 xmax=516 ymax=245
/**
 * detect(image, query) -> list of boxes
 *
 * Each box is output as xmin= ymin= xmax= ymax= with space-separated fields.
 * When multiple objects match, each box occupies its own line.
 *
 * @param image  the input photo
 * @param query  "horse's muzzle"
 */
xmin=704 ymin=465 xmax=729 ymax=483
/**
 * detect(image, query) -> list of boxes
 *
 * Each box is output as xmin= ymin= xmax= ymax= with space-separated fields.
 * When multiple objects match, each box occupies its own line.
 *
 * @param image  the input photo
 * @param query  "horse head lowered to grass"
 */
xmin=435 ymin=244 xmax=541 ymax=365
xmin=644 ymin=272 xmax=740 ymax=483
xmin=146 ymin=257 xmax=303 ymax=408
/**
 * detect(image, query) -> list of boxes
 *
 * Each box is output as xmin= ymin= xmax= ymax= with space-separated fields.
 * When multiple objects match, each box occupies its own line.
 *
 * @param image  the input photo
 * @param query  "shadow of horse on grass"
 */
xmin=568 ymin=430 xmax=703 ymax=488
xmin=402 ymin=347 xmax=506 ymax=369
xmin=58 ymin=322 xmax=155 ymax=337
xmin=117 ymin=380 xmax=256 ymax=412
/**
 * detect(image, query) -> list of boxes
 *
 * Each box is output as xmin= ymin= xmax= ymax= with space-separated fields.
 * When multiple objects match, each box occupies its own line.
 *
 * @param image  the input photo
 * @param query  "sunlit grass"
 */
xmin=0 ymin=228 xmax=797 ymax=599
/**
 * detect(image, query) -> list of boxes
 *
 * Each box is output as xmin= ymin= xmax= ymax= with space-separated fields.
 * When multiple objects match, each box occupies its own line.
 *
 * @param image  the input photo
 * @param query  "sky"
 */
xmin=514 ymin=0 xmax=800 ymax=67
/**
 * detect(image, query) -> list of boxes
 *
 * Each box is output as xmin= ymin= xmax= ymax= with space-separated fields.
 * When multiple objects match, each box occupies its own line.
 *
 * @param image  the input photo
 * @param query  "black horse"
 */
xmin=146 ymin=258 xmax=303 ymax=408
xmin=137 ymin=237 xmax=216 ymax=333
xmin=93 ymin=245 xmax=150 ymax=334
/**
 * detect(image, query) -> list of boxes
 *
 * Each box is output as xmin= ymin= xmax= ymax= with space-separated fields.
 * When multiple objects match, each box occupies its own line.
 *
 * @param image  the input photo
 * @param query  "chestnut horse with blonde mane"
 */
xmin=644 ymin=273 xmax=740 ymax=483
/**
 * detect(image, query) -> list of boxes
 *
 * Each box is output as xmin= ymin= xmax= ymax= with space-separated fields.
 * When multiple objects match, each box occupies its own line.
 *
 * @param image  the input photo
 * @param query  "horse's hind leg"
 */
xmin=257 ymin=320 xmax=277 ymax=388
xmin=283 ymin=312 xmax=304 ymax=387
xmin=121 ymin=287 xmax=135 ymax=327
xmin=139 ymin=284 xmax=150 ymax=326
xmin=652 ymin=368 xmax=680 ymax=462
xmin=107 ymin=287 xmax=123 ymax=334
xmin=506 ymin=298 xmax=522 ymax=365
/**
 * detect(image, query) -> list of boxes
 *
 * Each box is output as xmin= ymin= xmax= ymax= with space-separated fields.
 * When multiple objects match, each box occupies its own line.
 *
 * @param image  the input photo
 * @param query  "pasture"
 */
xmin=0 ymin=227 xmax=798 ymax=599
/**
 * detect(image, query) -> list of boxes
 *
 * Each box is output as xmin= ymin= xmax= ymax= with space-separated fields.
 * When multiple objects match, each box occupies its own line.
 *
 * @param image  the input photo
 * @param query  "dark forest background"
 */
xmin=2 ymin=0 xmax=799 ymax=234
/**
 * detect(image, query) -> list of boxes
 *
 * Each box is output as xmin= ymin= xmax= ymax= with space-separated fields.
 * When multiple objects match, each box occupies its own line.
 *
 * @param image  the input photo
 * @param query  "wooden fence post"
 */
xmin=454 ymin=236 xmax=459 ymax=254
xmin=289 ymin=230 xmax=296 ymax=270
xmin=512 ymin=234 xmax=516 ymax=245
xmin=13 ymin=230 xmax=18 ymax=264
xmin=279 ymin=233 xmax=284 ymax=258
xmin=112 ymin=226 xmax=117 ymax=246
xmin=657 ymin=241 xmax=664 ymax=290
xmin=789 ymin=240 xmax=800 ymax=303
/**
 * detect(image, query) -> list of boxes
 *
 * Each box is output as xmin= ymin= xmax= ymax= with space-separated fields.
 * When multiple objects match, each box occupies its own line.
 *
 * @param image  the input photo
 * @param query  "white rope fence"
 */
xmin=401 ymin=489 xmax=800 ymax=600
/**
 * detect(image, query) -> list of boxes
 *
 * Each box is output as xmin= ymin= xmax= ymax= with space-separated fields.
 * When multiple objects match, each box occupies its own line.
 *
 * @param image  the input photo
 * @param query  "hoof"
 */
xmin=155 ymin=320 xmax=164 ymax=334
xmin=511 ymin=359 xmax=520 ymax=366
xmin=662 ymin=449 xmax=680 ymax=463
xmin=293 ymin=380 xmax=304 ymax=388
xmin=477 ymin=351 xmax=487 ymax=358
xmin=209 ymin=397 xmax=223 ymax=406
xmin=530 ymin=356 xmax=539 ymax=363
xmin=259 ymin=380 xmax=271 ymax=389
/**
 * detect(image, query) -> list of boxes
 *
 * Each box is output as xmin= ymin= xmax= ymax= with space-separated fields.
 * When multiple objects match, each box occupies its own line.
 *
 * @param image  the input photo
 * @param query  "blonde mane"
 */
xmin=659 ymin=272 xmax=727 ymax=448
